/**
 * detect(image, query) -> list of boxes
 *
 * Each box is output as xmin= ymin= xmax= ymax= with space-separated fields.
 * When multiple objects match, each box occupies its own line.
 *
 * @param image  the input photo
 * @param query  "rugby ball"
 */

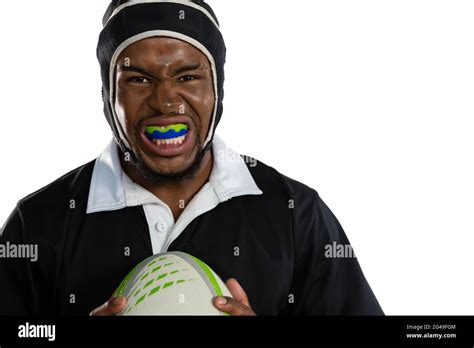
xmin=115 ymin=251 xmax=232 ymax=315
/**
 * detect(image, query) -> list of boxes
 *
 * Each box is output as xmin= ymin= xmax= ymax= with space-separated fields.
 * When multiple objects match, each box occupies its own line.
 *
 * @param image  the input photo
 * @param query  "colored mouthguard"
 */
xmin=144 ymin=124 xmax=189 ymax=140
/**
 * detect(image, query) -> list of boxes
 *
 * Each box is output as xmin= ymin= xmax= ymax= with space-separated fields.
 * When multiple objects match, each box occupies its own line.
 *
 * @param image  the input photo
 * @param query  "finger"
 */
xmin=226 ymin=278 xmax=250 ymax=307
xmin=212 ymin=296 xmax=256 ymax=316
xmin=89 ymin=296 xmax=127 ymax=316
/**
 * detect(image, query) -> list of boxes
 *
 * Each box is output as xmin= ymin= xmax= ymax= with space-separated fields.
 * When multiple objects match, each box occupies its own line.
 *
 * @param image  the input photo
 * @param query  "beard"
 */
xmin=132 ymin=145 xmax=207 ymax=184
xmin=123 ymin=118 xmax=209 ymax=184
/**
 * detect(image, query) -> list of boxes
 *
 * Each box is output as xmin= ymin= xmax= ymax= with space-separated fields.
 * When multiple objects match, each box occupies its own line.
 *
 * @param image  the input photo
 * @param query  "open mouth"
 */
xmin=144 ymin=123 xmax=189 ymax=147
xmin=140 ymin=122 xmax=194 ymax=157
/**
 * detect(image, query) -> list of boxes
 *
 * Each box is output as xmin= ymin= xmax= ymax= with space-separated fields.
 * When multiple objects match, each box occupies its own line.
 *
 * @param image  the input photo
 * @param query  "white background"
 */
xmin=1 ymin=0 xmax=473 ymax=315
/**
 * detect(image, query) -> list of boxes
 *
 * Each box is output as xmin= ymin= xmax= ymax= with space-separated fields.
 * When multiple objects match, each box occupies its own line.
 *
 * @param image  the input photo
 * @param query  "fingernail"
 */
xmin=216 ymin=297 xmax=227 ymax=305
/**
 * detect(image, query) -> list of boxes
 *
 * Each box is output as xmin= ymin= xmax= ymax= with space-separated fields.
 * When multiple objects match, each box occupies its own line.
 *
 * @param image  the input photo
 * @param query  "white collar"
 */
xmin=86 ymin=135 xmax=263 ymax=214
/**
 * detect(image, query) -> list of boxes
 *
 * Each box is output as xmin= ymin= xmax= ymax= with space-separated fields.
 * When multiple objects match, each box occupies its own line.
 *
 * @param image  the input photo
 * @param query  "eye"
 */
xmin=126 ymin=76 xmax=151 ymax=84
xmin=178 ymin=75 xmax=200 ymax=82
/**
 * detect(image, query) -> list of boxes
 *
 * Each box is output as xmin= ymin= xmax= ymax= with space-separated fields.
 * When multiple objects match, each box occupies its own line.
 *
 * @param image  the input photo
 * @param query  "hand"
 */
xmin=89 ymin=295 xmax=128 ymax=316
xmin=212 ymin=278 xmax=256 ymax=316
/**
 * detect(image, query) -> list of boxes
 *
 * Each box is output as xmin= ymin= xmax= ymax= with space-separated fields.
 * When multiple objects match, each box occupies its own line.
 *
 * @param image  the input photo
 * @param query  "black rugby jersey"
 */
xmin=0 ymin=157 xmax=383 ymax=316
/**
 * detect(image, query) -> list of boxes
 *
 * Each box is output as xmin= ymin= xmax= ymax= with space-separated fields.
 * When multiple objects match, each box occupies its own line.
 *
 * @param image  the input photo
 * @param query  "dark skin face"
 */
xmin=91 ymin=37 xmax=256 ymax=316
xmin=115 ymin=37 xmax=214 ymax=220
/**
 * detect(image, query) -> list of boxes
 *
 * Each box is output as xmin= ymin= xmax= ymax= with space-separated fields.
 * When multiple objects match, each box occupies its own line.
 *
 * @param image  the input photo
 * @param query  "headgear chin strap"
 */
xmin=97 ymin=0 xmax=226 ymax=159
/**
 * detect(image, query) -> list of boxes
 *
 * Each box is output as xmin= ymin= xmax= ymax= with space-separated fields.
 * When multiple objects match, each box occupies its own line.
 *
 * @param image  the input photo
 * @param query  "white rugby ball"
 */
xmin=115 ymin=251 xmax=232 ymax=315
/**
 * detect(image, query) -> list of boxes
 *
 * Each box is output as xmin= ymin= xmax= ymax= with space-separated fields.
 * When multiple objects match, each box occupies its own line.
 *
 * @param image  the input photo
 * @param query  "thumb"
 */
xmin=226 ymin=278 xmax=251 ymax=307
xmin=90 ymin=295 xmax=127 ymax=316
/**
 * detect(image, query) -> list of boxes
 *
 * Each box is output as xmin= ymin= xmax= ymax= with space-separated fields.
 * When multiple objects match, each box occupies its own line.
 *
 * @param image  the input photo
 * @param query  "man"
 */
xmin=0 ymin=0 xmax=383 ymax=316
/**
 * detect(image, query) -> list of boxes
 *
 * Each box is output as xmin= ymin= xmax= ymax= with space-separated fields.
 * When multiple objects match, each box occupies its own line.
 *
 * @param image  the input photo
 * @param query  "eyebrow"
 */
xmin=119 ymin=63 xmax=205 ymax=77
xmin=119 ymin=64 xmax=154 ymax=77
xmin=170 ymin=63 xmax=204 ymax=76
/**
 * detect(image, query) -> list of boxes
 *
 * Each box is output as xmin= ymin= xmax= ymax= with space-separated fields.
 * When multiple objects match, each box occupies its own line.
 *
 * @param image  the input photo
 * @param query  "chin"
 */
xmin=145 ymin=149 xmax=198 ymax=172
xmin=133 ymin=146 xmax=207 ymax=184
xmin=149 ymin=161 xmax=193 ymax=177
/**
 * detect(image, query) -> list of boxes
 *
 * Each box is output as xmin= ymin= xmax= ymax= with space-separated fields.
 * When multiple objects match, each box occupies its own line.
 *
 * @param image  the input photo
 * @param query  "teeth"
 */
xmin=153 ymin=135 xmax=186 ymax=147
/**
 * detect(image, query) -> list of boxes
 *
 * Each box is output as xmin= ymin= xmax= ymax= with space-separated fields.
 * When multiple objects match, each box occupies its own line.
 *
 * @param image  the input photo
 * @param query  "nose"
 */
xmin=147 ymin=80 xmax=181 ymax=115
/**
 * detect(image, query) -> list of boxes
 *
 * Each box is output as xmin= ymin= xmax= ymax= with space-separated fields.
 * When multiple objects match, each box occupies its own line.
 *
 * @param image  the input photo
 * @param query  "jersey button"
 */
xmin=155 ymin=222 xmax=167 ymax=233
